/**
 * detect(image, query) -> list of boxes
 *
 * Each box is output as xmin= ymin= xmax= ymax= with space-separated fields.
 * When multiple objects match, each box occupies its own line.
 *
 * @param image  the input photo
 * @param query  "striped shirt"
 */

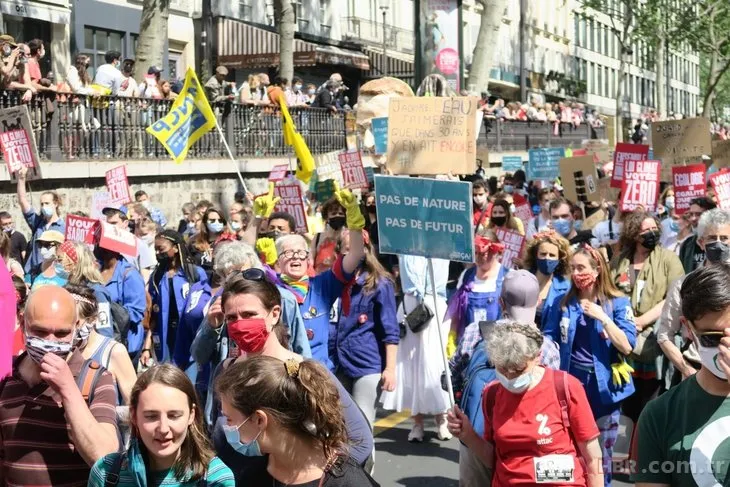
xmin=88 ymin=454 xmax=235 ymax=486
xmin=0 ymin=351 xmax=118 ymax=486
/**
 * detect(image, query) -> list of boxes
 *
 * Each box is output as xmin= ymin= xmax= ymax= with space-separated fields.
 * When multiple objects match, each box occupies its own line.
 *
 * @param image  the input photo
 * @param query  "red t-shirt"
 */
xmin=484 ymin=368 xmax=599 ymax=486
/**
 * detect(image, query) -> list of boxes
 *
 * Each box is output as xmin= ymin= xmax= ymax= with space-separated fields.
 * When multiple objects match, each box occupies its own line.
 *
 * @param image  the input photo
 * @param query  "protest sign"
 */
xmin=651 ymin=118 xmax=712 ymax=179
xmin=712 ymin=140 xmax=730 ymax=169
xmin=371 ymin=117 xmax=388 ymax=155
xmin=597 ymin=178 xmax=619 ymax=204
xmin=274 ymin=181 xmax=307 ymax=233
xmin=96 ymin=221 xmax=138 ymax=256
xmin=559 ymin=156 xmax=600 ymax=204
xmin=511 ymin=194 xmax=533 ymax=230
xmin=364 ymin=166 xmax=375 ymax=185
xmin=582 ymin=139 xmax=611 ymax=165
xmin=620 ymin=160 xmax=661 ymax=212
xmin=494 ymin=228 xmax=525 ymax=269
xmin=612 ymin=143 xmax=649 ymax=189
xmin=268 ymin=164 xmax=289 ymax=182
xmin=338 ymin=151 xmax=369 ymax=190
xmin=91 ymin=191 xmax=112 ymax=220
xmin=314 ymin=179 xmax=336 ymax=202
xmin=375 ymin=176 xmax=474 ymax=262
xmin=528 ymin=148 xmax=565 ymax=180
xmin=672 ymin=164 xmax=706 ymax=215
xmin=387 ymin=97 xmax=477 ymax=175
xmin=502 ymin=155 xmax=523 ymax=172
xmin=0 ymin=105 xmax=42 ymax=181
xmin=314 ymin=151 xmax=345 ymax=186
xmin=65 ymin=215 xmax=98 ymax=245
xmin=105 ymin=165 xmax=132 ymax=207
xmin=710 ymin=170 xmax=730 ymax=210
xmin=583 ymin=208 xmax=607 ymax=231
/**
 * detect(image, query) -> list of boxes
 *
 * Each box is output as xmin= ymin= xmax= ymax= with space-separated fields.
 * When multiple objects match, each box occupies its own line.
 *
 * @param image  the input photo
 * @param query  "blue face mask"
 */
xmin=221 ymin=416 xmax=263 ymax=457
xmin=503 ymin=184 xmax=514 ymax=194
xmin=552 ymin=218 xmax=573 ymax=237
xmin=496 ymin=369 xmax=532 ymax=393
xmin=207 ymin=222 xmax=224 ymax=234
xmin=669 ymin=220 xmax=679 ymax=233
xmin=536 ymin=258 xmax=560 ymax=276
xmin=573 ymin=220 xmax=583 ymax=231
xmin=41 ymin=205 xmax=54 ymax=218
xmin=54 ymin=262 xmax=70 ymax=279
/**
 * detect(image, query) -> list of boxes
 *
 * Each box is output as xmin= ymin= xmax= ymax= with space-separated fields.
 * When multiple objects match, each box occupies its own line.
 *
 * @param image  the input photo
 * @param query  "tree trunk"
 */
xmin=655 ymin=33 xmax=667 ymax=119
xmin=134 ymin=0 xmax=169 ymax=80
xmin=274 ymin=0 xmax=295 ymax=82
xmin=468 ymin=0 xmax=508 ymax=93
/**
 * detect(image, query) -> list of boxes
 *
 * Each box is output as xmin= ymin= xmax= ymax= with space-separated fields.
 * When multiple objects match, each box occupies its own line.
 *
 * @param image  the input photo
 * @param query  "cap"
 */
xmin=147 ymin=66 xmax=163 ymax=75
xmin=37 ymin=230 xmax=65 ymax=244
xmin=0 ymin=34 xmax=17 ymax=47
xmin=500 ymin=270 xmax=539 ymax=324
xmin=215 ymin=66 xmax=229 ymax=76
xmin=102 ymin=206 xmax=128 ymax=218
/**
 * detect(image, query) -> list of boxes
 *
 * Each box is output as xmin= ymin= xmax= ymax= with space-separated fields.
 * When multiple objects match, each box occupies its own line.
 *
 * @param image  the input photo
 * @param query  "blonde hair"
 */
xmin=66 ymin=242 xmax=103 ymax=285
xmin=562 ymin=245 xmax=623 ymax=308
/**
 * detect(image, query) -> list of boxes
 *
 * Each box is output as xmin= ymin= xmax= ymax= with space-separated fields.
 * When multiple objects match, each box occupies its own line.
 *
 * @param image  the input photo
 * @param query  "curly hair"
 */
xmin=485 ymin=320 xmax=544 ymax=371
xmin=522 ymin=231 xmax=572 ymax=277
xmin=616 ymin=210 xmax=660 ymax=259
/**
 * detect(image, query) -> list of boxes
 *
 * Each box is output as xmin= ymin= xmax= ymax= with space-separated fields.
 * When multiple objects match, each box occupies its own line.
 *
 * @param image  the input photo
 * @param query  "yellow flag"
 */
xmin=279 ymin=98 xmax=315 ymax=184
xmin=146 ymin=68 xmax=217 ymax=164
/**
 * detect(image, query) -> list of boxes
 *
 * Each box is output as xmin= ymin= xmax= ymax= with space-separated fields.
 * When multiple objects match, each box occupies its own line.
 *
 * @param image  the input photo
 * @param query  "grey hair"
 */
xmin=698 ymin=209 xmax=730 ymax=239
xmin=213 ymin=241 xmax=262 ymax=276
xmin=275 ymin=233 xmax=308 ymax=256
xmin=484 ymin=320 xmax=543 ymax=371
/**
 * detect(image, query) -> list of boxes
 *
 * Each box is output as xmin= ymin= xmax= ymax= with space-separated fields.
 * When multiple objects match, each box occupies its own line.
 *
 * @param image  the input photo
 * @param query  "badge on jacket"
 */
xmin=560 ymin=317 xmax=570 ymax=344
xmin=358 ymin=314 xmax=368 ymax=325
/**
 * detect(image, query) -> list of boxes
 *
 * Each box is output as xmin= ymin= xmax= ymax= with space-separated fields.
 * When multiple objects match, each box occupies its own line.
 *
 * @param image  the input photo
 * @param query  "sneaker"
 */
xmin=408 ymin=423 xmax=424 ymax=442
xmin=437 ymin=421 xmax=453 ymax=441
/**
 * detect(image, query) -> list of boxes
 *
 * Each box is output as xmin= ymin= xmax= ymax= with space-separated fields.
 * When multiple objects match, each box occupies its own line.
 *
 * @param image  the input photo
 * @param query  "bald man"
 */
xmin=0 ymin=286 xmax=119 ymax=485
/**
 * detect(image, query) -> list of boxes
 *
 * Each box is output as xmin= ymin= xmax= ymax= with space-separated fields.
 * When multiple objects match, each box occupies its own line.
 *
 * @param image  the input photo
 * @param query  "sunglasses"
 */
xmin=38 ymin=241 xmax=59 ymax=249
xmin=241 ymin=268 xmax=267 ymax=282
xmin=693 ymin=329 xmax=724 ymax=348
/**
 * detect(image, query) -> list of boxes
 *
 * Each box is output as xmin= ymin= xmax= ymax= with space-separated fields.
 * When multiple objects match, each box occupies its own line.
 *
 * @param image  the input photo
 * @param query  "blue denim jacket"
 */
xmin=539 ymin=274 xmax=572 ymax=330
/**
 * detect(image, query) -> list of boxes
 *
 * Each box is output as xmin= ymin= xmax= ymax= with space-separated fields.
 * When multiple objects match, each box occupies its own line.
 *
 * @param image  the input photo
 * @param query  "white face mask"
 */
xmin=695 ymin=332 xmax=727 ymax=380
xmin=495 ymin=369 xmax=532 ymax=393
xmin=473 ymin=195 xmax=487 ymax=206
xmin=40 ymin=246 xmax=57 ymax=261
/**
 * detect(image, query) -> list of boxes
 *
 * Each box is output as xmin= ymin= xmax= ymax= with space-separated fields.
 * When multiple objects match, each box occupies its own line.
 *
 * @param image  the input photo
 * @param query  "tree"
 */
xmin=274 ymin=0 xmax=295 ymax=82
xmin=134 ymin=0 xmax=169 ymax=81
xmin=467 ymin=0 xmax=509 ymax=93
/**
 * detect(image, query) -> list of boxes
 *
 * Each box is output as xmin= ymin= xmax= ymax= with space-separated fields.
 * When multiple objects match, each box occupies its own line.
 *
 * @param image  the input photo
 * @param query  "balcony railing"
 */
xmin=479 ymin=119 xmax=606 ymax=152
xmin=342 ymin=16 xmax=415 ymax=54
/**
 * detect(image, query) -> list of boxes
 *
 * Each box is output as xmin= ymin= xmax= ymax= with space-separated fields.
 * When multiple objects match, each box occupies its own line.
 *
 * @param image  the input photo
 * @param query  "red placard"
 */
xmin=672 ymin=164 xmax=706 ymax=215
xmin=96 ymin=221 xmax=138 ymax=256
xmin=105 ymin=165 xmax=132 ymax=206
xmin=273 ymin=182 xmax=307 ymax=233
xmin=1 ymin=128 xmax=38 ymax=175
xmin=612 ymin=143 xmax=650 ymax=189
xmin=64 ymin=215 xmax=99 ymax=245
xmin=572 ymin=149 xmax=588 ymax=156
xmin=710 ymin=170 xmax=730 ymax=210
xmin=338 ymin=151 xmax=369 ymax=190
xmin=268 ymin=164 xmax=289 ymax=182
xmin=495 ymin=228 xmax=525 ymax=269
xmin=620 ymin=160 xmax=661 ymax=212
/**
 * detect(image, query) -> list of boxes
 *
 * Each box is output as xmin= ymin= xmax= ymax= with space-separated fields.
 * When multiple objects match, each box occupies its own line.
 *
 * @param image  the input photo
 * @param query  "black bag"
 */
xmin=402 ymin=299 xmax=434 ymax=334
xmin=109 ymin=302 xmax=130 ymax=347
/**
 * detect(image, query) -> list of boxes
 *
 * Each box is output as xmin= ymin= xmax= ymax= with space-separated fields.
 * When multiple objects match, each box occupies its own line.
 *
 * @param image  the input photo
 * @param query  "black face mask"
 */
xmin=366 ymin=205 xmax=376 ymax=214
xmin=490 ymin=216 xmax=507 ymax=227
xmin=328 ymin=216 xmax=346 ymax=231
xmin=156 ymin=253 xmax=170 ymax=265
xmin=640 ymin=230 xmax=660 ymax=250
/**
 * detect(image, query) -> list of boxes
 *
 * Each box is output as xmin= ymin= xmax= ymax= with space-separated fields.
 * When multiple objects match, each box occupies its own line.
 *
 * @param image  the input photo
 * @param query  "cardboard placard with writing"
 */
xmin=494 ymin=228 xmax=525 ymax=270
xmin=268 ymin=164 xmax=289 ymax=182
xmin=314 ymin=151 xmax=345 ymax=186
xmin=597 ymin=178 xmax=620 ymax=203
xmin=612 ymin=143 xmax=649 ymax=189
xmin=274 ymin=181 xmax=308 ymax=233
xmin=65 ymin=215 xmax=99 ymax=245
xmin=0 ymin=105 xmax=42 ymax=181
xmin=96 ymin=221 xmax=138 ymax=256
xmin=387 ymin=97 xmax=477 ymax=175
xmin=651 ymin=118 xmax=712 ymax=179
xmin=559 ymin=156 xmax=600 ymax=204
xmin=712 ymin=140 xmax=730 ymax=169
xmin=338 ymin=151 xmax=369 ymax=190
xmin=582 ymin=139 xmax=611 ymax=165
xmin=620 ymin=160 xmax=661 ymax=213
xmin=672 ymin=164 xmax=706 ymax=215
xmin=583 ymin=208 xmax=607 ymax=231
xmin=512 ymin=194 xmax=533 ymax=230
xmin=710 ymin=170 xmax=730 ymax=211
xmin=105 ymin=165 xmax=132 ymax=207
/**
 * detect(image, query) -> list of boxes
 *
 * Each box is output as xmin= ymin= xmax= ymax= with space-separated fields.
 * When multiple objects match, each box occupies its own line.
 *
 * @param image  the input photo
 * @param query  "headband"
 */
xmin=475 ymin=236 xmax=505 ymax=255
xmin=533 ymin=229 xmax=559 ymax=241
xmin=70 ymin=293 xmax=94 ymax=306
xmin=579 ymin=243 xmax=603 ymax=263
xmin=58 ymin=241 xmax=78 ymax=264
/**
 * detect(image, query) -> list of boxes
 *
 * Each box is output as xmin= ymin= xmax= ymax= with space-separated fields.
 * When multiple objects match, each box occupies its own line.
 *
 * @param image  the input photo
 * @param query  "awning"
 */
xmin=363 ymin=46 xmax=414 ymax=78
xmin=1 ymin=0 xmax=70 ymax=24
xmin=217 ymin=19 xmax=369 ymax=70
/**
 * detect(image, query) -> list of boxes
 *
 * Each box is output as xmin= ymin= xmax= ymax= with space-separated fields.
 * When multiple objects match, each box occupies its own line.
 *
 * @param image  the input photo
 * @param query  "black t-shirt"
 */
xmin=9 ymin=231 xmax=27 ymax=265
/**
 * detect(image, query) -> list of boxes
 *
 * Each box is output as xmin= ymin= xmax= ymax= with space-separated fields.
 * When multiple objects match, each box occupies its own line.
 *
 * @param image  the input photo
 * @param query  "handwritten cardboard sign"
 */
xmin=65 ymin=215 xmax=99 ymax=245
xmin=620 ymin=160 xmax=661 ymax=212
xmin=96 ymin=221 xmax=138 ymax=256
xmin=0 ymin=105 xmax=42 ymax=181
xmin=105 ymin=165 xmax=131 ymax=207
xmin=710 ymin=170 xmax=730 ymax=210
xmin=651 ymin=118 xmax=712 ymax=179
xmin=387 ymin=96 xmax=477 ymax=175
xmin=559 ymin=156 xmax=600 ymax=204
xmin=314 ymin=151 xmax=345 ymax=186
xmin=273 ymin=181 xmax=307 ymax=233
xmin=338 ymin=151 xmax=369 ymax=190
xmin=612 ymin=143 xmax=649 ymax=188
xmin=672 ymin=164 xmax=706 ymax=215
xmin=495 ymin=227 xmax=525 ymax=269
xmin=268 ymin=164 xmax=289 ymax=182
xmin=712 ymin=140 xmax=730 ymax=169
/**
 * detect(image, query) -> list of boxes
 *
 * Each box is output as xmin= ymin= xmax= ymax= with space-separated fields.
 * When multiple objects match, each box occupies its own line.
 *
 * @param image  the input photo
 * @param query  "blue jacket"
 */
xmin=333 ymin=274 xmax=399 ymax=379
xmin=540 ymin=275 xmax=572 ymax=330
xmin=149 ymin=266 xmax=208 ymax=363
xmin=104 ymin=260 xmax=147 ymax=353
xmin=22 ymin=210 xmax=65 ymax=272
xmin=544 ymin=294 xmax=637 ymax=406
xmin=174 ymin=280 xmax=213 ymax=370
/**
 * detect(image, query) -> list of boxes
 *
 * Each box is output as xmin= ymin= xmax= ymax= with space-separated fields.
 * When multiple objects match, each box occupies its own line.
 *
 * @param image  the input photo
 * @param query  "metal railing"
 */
xmin=478 ymin=119 xmax=606 ymax=152
xmin=341 ymin=16 xmax=415 ymax=54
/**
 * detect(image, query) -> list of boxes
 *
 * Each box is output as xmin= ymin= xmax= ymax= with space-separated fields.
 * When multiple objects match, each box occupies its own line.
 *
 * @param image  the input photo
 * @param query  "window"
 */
xmin=596 ymin=24 xmax=602 ymax=54
xmin=588 ymin=20 xmax=594 ymax=51
xmin=294 ymin=0 xmax=307 ymax=30
xmin=83 ymin=26 xmax=130 ymax=76
xmin=320 ymin=0 xmax=331 ymax=36
xmin=597 ymin=64 xmax=603 ymax=96
xmin=239 ymin=0 xmax=252 ymax=21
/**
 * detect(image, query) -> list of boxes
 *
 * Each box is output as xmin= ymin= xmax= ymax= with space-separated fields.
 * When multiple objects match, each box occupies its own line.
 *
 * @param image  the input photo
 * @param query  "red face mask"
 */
xmin=573 ymin=272 xmax=597 ymax=290
xmin=228 ymin=318 xmax=269 ymax=354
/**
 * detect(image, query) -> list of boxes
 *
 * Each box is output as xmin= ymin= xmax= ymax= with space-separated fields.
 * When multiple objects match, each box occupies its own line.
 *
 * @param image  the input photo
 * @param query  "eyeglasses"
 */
xmin=241 ymin=268 xmax=267 ymax=282
xmin=280 ymin=249 xmax=309 ymax=260
xmin=693 ymin=329 xmax=724 ymax=348
xmin=38 ymin=241 xmax=59 ymax=249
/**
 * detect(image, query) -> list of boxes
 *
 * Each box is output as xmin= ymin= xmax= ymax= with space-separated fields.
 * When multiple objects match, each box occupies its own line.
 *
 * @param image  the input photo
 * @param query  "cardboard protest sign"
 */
xmin=598 ymin=178 xmax=620 ymax=203
xmin=494 ymin=228 xmax=525 ymax=269
xmin=375 ymin=176 xmax=474 ymax=262
xmin=559 ymin=156 xmax=600 ymax=204
xmin=583 ymin=208 xmax=607 ymax=231
xmin=91 ymin=191 xmax=112 ymax=220
xmin=65 ymin=215 xmax=99 ymax=245
xmin=672 ymin=164 xmax=706 ymax=215
xmin=105 ymin=165 xmax=132 ymax=207
xmin=612 ymin=143 xmax=649 ymax=188
xmin=710 ymin=170 xmax=730 ymax=210
xmin=314 ymin=151 xmax=345 ymax=186
xmin=0 ymin=105 xmax=42 ymax=181
xmin=511 ymin=194 xmax=533 ymax=230
xmin=338 ymin=151 xmax=369 ymax=190
xmin=387 ymin=97 xmax=477 ymax=175
xmin=620 ymin=160 xmax=661 ymax=212
xmin=582 ymin=139 xmax=611 ymax=165
xmin=502 ymin=155 xmax=523 ymax=172
xmin=528 ymin=148 xmax=564 ymax=180
xmin=273 ymin=181 xmax=307 ymax=233
xmin=712 ymin=140 xmax=730 ymax=169
xmin=96 ymin=221 xmax=138 ymax=256
xmin=651 ymin=118 xmax=712 ymax=179
xmin=268 ymin=164 xmax=289 ymax=182
xmin=371 ymin=117 xmax=388 ymax=155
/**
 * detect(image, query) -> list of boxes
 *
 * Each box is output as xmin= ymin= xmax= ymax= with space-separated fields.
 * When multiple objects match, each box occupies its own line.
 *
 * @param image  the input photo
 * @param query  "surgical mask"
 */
xmin=141 ymin=200 xmax=151 ymax=210
xmin=40 ymin=246 xmax=57 ymax=261
xmin=308 ymin=88 xmax=316 ymax=95
xmin=537 ymin=258 xmax=560 ymax=275
xmin=221 ymin=416 xmax=263 ymax=456
xmin=640 ymin=230 xmax=660 ymax=250
xmin=295 ymin=84 xmax=302 ymax=91
xmin=53 ymin=262 xmax=70 ymax=279
xmin=187 ymin=221 xmax=196 ymax=229
xmin=495 ymin=369 xmax=532 ymax=394
xmin=573 ymin=220 xmax=583 ymax=231
xmin=694 ymin=333 xmax=727 ymax=380
xmin=328 ymin=216 xmax=346 ymax=231
xmin=3 ymin=226 xmax=13 ymax=233
xmin=141 ymin=234 xmax=155 ymax=245
xmin=705 ymin=241 xmax=730 ymax=263
xmin=669 ymin=220 xmax=679 ymax=233
xmin=74 ymin=321 xmax=93 ymax=348
xmin=664 ymin=196 xmax=675 ymax=209
xmin=25 ymin=334 xmax=74 ymax=364
xmin=207 ymin=222 xmax=224 ymax=234
xmin=552 ymin=218 xmax=572 ymax=237
xmin=231 ymin=222 xmax=242 ymax=232
xmin=41 ymin=205 xmax=54 ymax=218
xmin=503 ymin=184 xmax=514 ymax=194
xmin=473 ymin=195 xmax=487 ymax=206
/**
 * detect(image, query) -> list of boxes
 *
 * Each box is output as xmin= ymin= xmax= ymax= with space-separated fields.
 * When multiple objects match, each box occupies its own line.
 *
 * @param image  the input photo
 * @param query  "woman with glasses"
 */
xmin=28 ymin=230 xmax=66 ymax=289
xmin=188 ymin=208 xmax=236 ymax=279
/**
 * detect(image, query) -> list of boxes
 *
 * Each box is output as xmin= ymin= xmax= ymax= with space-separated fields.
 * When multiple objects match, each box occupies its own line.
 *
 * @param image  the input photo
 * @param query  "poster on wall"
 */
xmin=418 ymin=0 xmax=462 ymax=91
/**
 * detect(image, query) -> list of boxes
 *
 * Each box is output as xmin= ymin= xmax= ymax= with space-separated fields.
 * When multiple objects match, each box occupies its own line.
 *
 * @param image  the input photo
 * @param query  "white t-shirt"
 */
xmin=526 ymin=214 xmax=550 ymax=241
xmin=660 ymin=218 xmax=677 ymax=249
xmin=592 ymin=219 xmax=621 ymax=247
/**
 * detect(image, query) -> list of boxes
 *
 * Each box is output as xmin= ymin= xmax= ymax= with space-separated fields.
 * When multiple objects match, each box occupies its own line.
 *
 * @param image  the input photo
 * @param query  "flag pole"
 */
xmin=213 ymin=121 xmax=249 ymax=194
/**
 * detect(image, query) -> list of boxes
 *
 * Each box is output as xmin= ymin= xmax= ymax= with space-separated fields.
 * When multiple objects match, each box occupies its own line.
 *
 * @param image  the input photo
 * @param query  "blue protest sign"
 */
xmin=364 ymin=166 xmax=375 ymax=184
xmin=371 ymin=117 xmax=388 ymax=155
xmin=374 ymin=175 xmax=474 ymax=262
xmin=528 ymin=148 xmax=565 ymax=180
xmin=502 ymin=155 xmax=523 ymax=172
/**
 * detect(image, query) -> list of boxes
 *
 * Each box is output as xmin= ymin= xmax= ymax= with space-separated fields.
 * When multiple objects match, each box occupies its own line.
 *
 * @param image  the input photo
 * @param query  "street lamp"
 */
xmin=379 ymin=0 xmax=390 ymax=77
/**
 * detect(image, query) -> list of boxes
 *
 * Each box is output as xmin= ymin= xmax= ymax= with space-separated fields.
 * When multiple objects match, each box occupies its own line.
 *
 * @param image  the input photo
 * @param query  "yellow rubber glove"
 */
xmin=256 ymin=237 xmax=277 ymax=266
xmin=254 ymin=182 xmax=281 ymax=219
xmin=611 ymin=360 xmax=635 ymax=387
xmin=446 ymin=330 xmax=458 ymax=359
xmin=333 ymin=181 xmax=365 ymax=230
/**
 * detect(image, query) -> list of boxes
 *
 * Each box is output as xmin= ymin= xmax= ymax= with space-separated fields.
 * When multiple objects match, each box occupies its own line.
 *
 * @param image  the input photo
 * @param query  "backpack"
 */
xmin=458 ymin=341 xmax=497 ymax=438
xmin=76 ymin=358 xmax=107 ymax=405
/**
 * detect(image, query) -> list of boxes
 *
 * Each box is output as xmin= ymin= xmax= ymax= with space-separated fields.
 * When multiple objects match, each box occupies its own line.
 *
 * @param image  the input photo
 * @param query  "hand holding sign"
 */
xmin=254 ymin=182 xmax=281 ymax=219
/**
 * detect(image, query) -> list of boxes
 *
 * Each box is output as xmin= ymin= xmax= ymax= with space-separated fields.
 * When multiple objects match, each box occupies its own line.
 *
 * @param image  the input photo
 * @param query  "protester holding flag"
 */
xmin=188 ymin=208 xmax=235 ymax=279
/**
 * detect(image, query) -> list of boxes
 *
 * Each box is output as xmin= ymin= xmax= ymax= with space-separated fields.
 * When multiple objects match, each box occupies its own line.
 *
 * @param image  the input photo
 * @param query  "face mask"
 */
xmin=705 ymin=241 xmax=730 ymax=263
xmin=669 ymin=220 xmax=679 ymax=233
xmin=207 ymin=222 xmax=225 ymax=234
xmin=328 ymin=216 xmax=346 ymax=231
xmin=221 ymin=416 xmax=263 ymax=456
xmin=552 ymin=218 xmax=573 ymax=237
xmin=41 ymin=205 xmax=54 ymax=218
xmin=187 ymin=221 xmax=196 ymax=229
xmin=53 ymin=262 xmax=70 ymax=279
xmin=573 ymin=220 xmax=583 ymax=232
xmin=573 ymin=272 xmax=597 ymax=290
xmin=40 ymin=246 xmax=57 ymax=261
xmin=74 ymin=321 xmax=93 ymax=348
xmin=141 ymin=200 xmax=151 ymax=210
xmin=473 ymin=195 xmax=487 ymax=206
xmin=156 ymin=253 xmax=171 ymax=265
xmin=231 ymin=222 xmax=242 ymax=232
xmin=3 ymin=226 xmax=12 ymax=233
xmin=495 ymin=369 xmax=532 ymax=394
xmin=308 ymin=88 xmax=316 ymax=95
xmin=295 ymin=84 xmax=302 ymax=91
xmin=664 ymin=196 xmax=675 ymax=209
xmin=141 ymin=234 xmax=155 ymax=245
xmin=490 ymin=216 xmax=507 ymax=227
xmin=503 ymin=184 xmax=514 ymax=194
xmin=228 ymin=318 xmax=269 ymax=354
xmin=694 ymin=332 xmax=727 ymax=380
xmin=537 ymin=258 xmax=560 ymax=275
xmin=25 ymin=334 xmax=74 ymax=364
xmin=640 ymin=230 xmax=660 ymax=250
xmin=366 ymin=205 xmax=376 ymax=214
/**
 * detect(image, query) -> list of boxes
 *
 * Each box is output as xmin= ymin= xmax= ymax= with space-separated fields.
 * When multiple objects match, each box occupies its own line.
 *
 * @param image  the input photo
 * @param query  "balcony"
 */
xmin=342 ymin=16 xmax=415 ymax=54
xmin=478 ymin=119 xmax=606 ymax=152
